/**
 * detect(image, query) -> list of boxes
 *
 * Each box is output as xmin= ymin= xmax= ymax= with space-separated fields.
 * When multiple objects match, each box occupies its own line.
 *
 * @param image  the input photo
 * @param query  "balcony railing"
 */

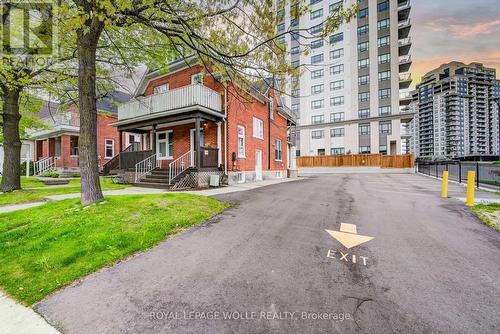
xmin=399 ymin=55 xmax=412 ymax=64
xmin=398 ymin=0 xmax=411 ymax=11
xmin=118 ymin=84 xmax=222 ymax=121
xmin=398 ymin=18 xmax=411 ymax=28
xmin=398 ymin=37 xmax=412 ymax=46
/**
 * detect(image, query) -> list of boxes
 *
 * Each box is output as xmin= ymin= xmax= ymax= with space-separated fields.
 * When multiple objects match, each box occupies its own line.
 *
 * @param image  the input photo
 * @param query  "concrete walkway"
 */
xmin=0 ymin=178 xmax=301 ymax=215
xmin=0 ymin=291 xmax=60 ymax=334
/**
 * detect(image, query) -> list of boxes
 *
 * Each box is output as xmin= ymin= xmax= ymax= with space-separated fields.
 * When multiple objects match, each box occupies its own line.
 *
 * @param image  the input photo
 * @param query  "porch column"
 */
xmin=195 ymin=116 xmax=201 ymax=169
xmin=152 ymin=124 xmax=157 ymax=154
xmin=217 ymin=122 xmax=222 ymax=166
xmin=118 ymin=130 xmax=123 ymax=152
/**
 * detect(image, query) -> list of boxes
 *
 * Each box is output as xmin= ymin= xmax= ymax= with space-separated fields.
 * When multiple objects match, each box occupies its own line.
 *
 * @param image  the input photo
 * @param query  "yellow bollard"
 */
xmin=466 ymin=171 xmax=475 ymax=206
xmin=441 ymin=171 xmax=449 ymax=198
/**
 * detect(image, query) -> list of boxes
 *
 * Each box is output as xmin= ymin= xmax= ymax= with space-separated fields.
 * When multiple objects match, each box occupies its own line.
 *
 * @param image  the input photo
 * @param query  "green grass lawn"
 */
xmin=0 ymin=177 xmax=128 ymax=206
xmin=0 ymin=194 xmax=229 ymax=305
xmin=0 ymin=176 xmax=80 ymax=188
xmin=472 ymin=203 xmax=500 ymax=232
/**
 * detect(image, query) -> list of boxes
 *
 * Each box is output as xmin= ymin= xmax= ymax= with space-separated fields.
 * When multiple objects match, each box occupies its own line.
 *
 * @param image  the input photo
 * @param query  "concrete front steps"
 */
xmin=133 ymin=168 xmax=192 ymax=189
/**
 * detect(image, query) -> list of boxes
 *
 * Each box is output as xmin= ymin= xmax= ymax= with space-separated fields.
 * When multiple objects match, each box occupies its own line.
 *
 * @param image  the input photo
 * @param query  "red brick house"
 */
xmin=106 ymin=57 xmax=296 ymax=187
xmin=30 ymin=92 xmax=131 ymax=175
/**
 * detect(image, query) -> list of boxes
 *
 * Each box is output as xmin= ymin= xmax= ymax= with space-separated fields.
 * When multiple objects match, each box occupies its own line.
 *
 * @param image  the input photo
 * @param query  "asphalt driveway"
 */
xmin=36 ymin=174 xmax=500 ymax=333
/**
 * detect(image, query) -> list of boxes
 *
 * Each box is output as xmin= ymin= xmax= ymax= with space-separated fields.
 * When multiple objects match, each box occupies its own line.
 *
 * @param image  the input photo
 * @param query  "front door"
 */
xmin=255 ymin=149 xmax=263 ymax=181
xmin=125 ymin=133 xmax=141 ymax=149
xmin=189 ymin=129 xmax=204 ymax=167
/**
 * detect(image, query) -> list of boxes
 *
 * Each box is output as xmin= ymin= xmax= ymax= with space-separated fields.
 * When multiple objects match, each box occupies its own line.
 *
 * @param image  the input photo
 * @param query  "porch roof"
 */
xmin=27 ymin=125 xmax=79 ymax=140
xmin=115 ymin=109 xmax=223 ymax=132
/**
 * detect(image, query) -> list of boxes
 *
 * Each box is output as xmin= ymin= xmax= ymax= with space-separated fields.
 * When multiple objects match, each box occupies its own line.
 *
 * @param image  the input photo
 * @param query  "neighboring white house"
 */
xmin=0 ymin=141 xmax=35 ymax=174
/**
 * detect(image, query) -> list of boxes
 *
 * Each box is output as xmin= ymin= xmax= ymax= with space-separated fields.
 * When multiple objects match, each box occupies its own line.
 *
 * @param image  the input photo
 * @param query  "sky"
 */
xmin=411 ymin=0 xmax=500 ymax=85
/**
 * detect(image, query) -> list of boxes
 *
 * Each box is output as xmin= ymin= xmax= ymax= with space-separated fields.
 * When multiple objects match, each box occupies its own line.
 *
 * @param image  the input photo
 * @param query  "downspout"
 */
xmin=268 ymin=95 xmax=271 ymax=170
xmin=223 ymin=87 xmax=228 ymax=175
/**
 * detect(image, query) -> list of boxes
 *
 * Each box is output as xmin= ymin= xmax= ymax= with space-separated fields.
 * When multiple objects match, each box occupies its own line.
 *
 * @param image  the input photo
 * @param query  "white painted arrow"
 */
xmin=325 ymin=223 xmax=374 ymax=249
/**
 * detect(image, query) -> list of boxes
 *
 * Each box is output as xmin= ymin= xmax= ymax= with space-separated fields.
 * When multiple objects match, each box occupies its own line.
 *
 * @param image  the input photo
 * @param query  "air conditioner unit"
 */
xmin=209 ymin=175 xmax=220 ymax=187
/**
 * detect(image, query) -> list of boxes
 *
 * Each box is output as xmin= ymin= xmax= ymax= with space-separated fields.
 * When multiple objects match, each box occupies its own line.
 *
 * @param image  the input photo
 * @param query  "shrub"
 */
xmin=21 ymin=160 xmax=36 ymax=176
xmin=41 ymin=170 xmax=59 ymax=178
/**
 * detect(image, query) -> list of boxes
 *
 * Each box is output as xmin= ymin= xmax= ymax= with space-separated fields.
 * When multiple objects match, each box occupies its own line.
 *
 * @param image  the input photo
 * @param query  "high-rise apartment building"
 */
xmin=281 ymin=0 xmax=414 ymax=156
xmin=409 ymin=62 xmax=500 ymax=159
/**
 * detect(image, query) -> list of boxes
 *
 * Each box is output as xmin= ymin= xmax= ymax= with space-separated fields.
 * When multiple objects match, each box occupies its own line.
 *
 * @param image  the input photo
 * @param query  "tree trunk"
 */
xmin=1 ymin=89 xmax=22 ymax=192
xmin=77 ymin=24 xmax=104 ymax=205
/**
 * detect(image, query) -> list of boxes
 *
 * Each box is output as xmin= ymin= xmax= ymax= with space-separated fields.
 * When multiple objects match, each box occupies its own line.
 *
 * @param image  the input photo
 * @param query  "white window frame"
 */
xmin=153 ymin=84 xmax=169 ymax=94
xmin=275 ymin=139 xmax=282 ymax=161
xmin=104 ymin=139 xmax=114 ymax=159
xmin=237 ymin=125 xmax=246 ymax=158
xmin=252 ymin=117 xmax=264 ymax=140
xmin=191 ymin=73 xmax=203 ymax=84
xmin=156 ymin=130 xmax=173 ymax=160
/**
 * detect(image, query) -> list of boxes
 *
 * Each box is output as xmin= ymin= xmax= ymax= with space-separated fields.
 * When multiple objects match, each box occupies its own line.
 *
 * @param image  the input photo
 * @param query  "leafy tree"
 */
xmin=68 ymin=0 xmax=355 ymax=204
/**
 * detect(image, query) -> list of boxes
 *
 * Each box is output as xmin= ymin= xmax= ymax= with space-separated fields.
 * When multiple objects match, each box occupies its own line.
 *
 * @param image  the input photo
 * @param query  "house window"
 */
xmin=70 ymin=136 xmax=79 ymax=156
xmin=310 ymin=8 xmax=323 ymax=19
xmin=377 ymin=0 xmax=389 ymax=12
xmin=330 ymin=64 xmax=344 ymax=75
xmin=378 ymin=36 xmax=390 ymax=47
xmin=358 ymin=7 xmax=368 ymax=18
xmin=378 ymin=53 xmax=391 ymax=64
xmin=157 ymin=131 xmax=173 ymax=159
xmin=331 ymin=128 xmax=345 ymax=137
xmin=331 ymin=112 xmax=345 ymax=122
xmin=253 ymin=117 xmax=264 ymax=139
xmin=311 ymin=54 xmax=324 ymax=64
xmin=311 ymin=84 xmax=324 ymax=94
xmin=379 ymin=106 xmax=392 ymax=115
xmin=331 ymin=147 xmax=345 ymax=155
xmin=311 ymin=69 xmax=324 ymax=79
xmin=330 ymin=48 xmax=344 ymax=59
xmin=311 ymin=130 xmax=324 ymax=139
xmin=330 ymin=96 xmax=344 ymax=106
xmin=291 ymin=46 xmax=299 ymax=55
xmin=317 ymin=148 xmax=326 ymax=156
xmin=311 ymin=115 xmax=325 ymax=124
xmin=379 ymin=88 xmax=391 ymax=99
xmin=330 ymin=80 xmax=344 ymax=91
xmin=277 ymin=23 xmax=285 ymax=32
xmin=378 ymin=71 xmax=391 ymax=81
xmin=329 ymin=32 xmax=343 ymax=43
xmin=357 ymin=41 xmax=369 ymax=52
xmin=359 ymin=124 xmax=370 ymax=136
xmin=358 ymin=58 xmax=369 ymax=69
xmin=379 ymin=145 xmax=388 ymax=155
xmin=358 ymin=109 xmax=370 ymax=119
xmin=379 ymin=121 xmax=392 ymax=134
xmin=275 ymin=139 xmax=282 ymax=161
xmin=359 ymin=92 xmax=370 ymax=102
xmin=359 ymin=146 xmax=371 ymax=153
xmin=329 ymin=1 xmax=342 ymax=12
xmin=310 ymin=39 xmax=324 ymax=49
xmin=191 ymin=73 xmax=203 ymax=84
xmin=105 ymin=139 xmax=114 ymax=158
xmin=358 ymin=75 xmax=370 ymax=85
xmin=357 ymin=25 xmax=369 ymax=36
xmin=309 ymin=23 xmax=323 ymax=34
xmin=291 ymin=104 xmax=300 ymax=113
xmin=311 ymin=99 xmax=324 ymax=109
xmin=377 ymin=18 xmax=390 ymax=30
xmin=153 ymin=84 xmax=168 ymax=94
xmin=238 ymin=125 xmax=245 ymax=157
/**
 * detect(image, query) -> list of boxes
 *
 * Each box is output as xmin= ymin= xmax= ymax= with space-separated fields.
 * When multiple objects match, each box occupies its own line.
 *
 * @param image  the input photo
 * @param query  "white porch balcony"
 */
xmin=118 ymin=84 xmax=222 ymax=121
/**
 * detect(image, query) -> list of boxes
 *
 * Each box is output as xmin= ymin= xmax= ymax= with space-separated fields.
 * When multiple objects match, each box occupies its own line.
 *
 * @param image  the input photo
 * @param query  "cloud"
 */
xmin=428 ymin=17 xmax=500 ymax=38
xmin=411 ymin=51 xmax=500 ymax=86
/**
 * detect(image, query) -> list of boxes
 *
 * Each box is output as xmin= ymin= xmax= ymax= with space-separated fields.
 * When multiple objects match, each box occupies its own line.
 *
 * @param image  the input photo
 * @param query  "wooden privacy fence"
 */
xmin=296 ymin=154 xmax=415 ymax=169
